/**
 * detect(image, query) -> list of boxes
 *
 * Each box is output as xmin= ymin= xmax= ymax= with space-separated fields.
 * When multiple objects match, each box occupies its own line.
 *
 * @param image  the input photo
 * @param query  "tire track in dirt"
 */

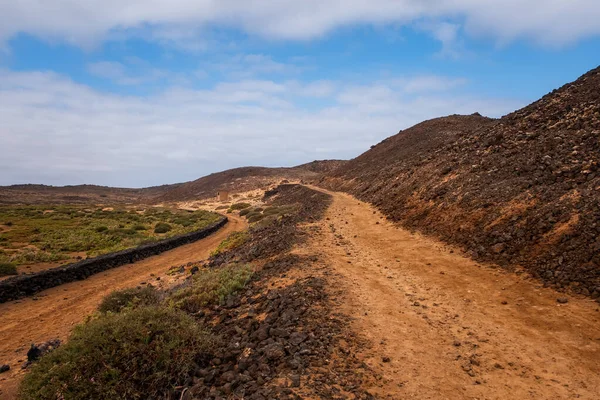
xmin=0 ymin=215 xmax=246 ymax=399
xmin=308 ymin=186 xmax=600 ymax=399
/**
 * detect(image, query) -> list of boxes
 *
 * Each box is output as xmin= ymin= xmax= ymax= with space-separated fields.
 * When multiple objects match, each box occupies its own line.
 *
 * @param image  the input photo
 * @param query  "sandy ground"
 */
xmin=0 ymin=215 xmax=246 ymax=399
xmin=307 ymin=186 xmax=600 ymax=399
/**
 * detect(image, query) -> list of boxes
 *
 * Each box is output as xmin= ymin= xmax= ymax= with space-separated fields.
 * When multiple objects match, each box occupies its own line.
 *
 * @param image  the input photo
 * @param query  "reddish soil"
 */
xmin=0 ymin=215 xmax=246 ymax=399
xmin=307 ymin=186 xmax=600 ymax=399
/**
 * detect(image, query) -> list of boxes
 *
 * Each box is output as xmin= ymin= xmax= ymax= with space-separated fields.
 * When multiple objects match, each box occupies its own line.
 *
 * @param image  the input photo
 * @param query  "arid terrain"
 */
xmin=1 ymin=67 xmax=600 ymax=399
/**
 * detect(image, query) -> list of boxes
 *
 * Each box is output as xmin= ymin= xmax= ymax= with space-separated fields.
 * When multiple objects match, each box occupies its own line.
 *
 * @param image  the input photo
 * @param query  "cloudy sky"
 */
xmin=1 ymin=1 xmax=599 ymax=187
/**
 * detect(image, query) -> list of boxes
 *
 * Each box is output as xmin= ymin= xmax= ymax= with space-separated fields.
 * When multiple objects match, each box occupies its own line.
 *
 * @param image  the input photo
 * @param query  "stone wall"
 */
xmin=0 ymin=217 xmax=227 ymax=303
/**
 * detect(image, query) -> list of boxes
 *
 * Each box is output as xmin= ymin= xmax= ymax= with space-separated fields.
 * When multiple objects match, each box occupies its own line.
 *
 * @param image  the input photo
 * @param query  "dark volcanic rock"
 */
xmin=322 ymin=66 xmax=600 ymax=297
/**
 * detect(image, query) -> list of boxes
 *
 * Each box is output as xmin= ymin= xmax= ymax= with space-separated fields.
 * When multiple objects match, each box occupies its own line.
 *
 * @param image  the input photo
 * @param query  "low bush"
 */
xmin=229 ymin=202 xmax=251 ymax=211
xmin=95 ymin=226 xmax=108 ymax=233
xmin=154 ymin=222 xmax=172 ymax=234
xmin=10 ymin=249 xmax=67 ymax=264
xmin=210 ymin=231 xmax=249 ymax=257
xmin=0 ymin=262 xmax=17 ymax=277
xmin=239 ymin=208 xmax=251 ymax=217
xmin=247 ymin=214 xmax=265 ymax=223
xmin=215 ymin=205 xmax=229 ymax=210
xmin=19 ymin=307 xmax=216 ymax=400
xmin=170 ymin=263 xmax=253 ymax=313
xmin=132 ymin=224 xmax=147 ymax=231
xmin=98 ymin=286 xmax=161 ymax=314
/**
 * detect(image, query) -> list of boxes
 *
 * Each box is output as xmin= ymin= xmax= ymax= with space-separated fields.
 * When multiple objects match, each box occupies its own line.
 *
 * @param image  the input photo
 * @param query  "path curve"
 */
xmin=0 ymin=214 xmax=246 ymax=398
xmin=308 ymin=185 xmax=600 ymax=399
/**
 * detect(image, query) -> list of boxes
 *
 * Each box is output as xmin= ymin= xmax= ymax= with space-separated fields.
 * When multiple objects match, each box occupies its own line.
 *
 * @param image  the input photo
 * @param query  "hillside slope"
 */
xmin=155 ymin=161 xmax=346 ymax=202
xmin=321 ymin=66 xmax=600 ymax=297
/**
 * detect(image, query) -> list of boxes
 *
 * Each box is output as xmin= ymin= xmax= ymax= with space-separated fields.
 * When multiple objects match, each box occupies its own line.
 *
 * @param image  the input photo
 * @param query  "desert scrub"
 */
xmin=170 ymin=263 xmax=253 ymax=313
xmin=18 ymin=307 xmax=216 ymax=400
xmin=239 ymin=208 xmax=251 ymax=217
xmin=0 ymin=205 xmax=220 ymax=267
xmin=153 ymin=222 xmax=172 ymax=234
xmin=10 ymin=249 xmax=67 ymax=264
xmin=0 ymin=262 xmax=17 ymax=277
xmin=210 ymin=231 xmax=249 ymax=257
xmin=247 ymin=213 xmax=265 ymax=223
xmin=98 ymin=286 xmax=161 ymax=314
xmin=228 ymin=202 xmax=251 ymax=211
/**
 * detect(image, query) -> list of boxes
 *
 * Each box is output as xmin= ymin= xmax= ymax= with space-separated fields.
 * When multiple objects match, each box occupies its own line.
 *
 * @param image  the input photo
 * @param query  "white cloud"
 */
xmin=0 ymin=68 xmax=521 ymax=187
xmin=0 ymin=1 xmax=599 ymax=49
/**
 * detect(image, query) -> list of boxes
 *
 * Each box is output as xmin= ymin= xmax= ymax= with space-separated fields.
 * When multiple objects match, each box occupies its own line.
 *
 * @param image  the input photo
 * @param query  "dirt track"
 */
xmin=0 ymin=215 xmax=246 ymax=399
xmin=308 ymin=186 xmax=600 ymax=399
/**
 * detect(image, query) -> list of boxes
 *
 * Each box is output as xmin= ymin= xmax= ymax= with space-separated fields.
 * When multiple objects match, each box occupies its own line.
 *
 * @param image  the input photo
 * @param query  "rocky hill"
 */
xmin=321 ymin=66 xmax=600 ymax=297
xmin=155 ymin=162 xmax=344 ymax=203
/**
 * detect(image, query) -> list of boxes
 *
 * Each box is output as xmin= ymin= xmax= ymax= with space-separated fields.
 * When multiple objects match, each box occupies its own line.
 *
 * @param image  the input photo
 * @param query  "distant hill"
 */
xmin=321 ymin=66 xmax=600 ymax=297
xmin=0 ymin=183 xmax=181 ymax=205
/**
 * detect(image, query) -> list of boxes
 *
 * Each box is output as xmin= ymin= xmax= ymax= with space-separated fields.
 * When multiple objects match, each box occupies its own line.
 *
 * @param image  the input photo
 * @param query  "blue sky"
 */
xmin=1 ymin=1 xmax=599 ymax=187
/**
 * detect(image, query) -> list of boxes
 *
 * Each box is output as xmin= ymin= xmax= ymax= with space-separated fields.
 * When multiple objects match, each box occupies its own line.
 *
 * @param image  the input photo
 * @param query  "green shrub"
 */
xmin=11 ymin=249 xmax=67 ymax=264
xmin=0 ymin=262 xmax=17 ymax=277
xmin=98 ymin=286 xmax=161 ymax=314
xmin=262 ymin=207 xmax=281 ymax=216
xmin=4 ymin=221 xmax=13 ymax=227
xmin=19 ymin=307 xmax=216 ymax=400
xmin=95 ymin=226 xmax=108 ymax=233
xmin=210 ymin=231 xmax=249 ymax=257
xmin=247 ymin=214 xmax=264 ymax=223
xmin=239 ymin=208 xmax=251 ymax=217
xmin=229 ymin=203 xmax=251 ymax=211
xmin=170 ymin=264 xmax=253 ymax=313
xmin=215 ymin=205 xmax=229 ymax=210
xmin=132 ymin=224 xmax=147 ymax=231
xmin=154 ymin=222 xmax=172 ymax=234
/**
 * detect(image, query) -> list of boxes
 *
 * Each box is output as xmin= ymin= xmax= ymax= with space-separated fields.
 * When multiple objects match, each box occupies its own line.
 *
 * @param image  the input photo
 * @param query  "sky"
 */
xmin=1 ymin=1 xmax=599 ymax=188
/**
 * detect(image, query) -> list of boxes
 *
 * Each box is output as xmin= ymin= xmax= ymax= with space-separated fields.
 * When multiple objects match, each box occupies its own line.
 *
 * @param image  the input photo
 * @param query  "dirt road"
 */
xmin=307 ymin=186 xmax=600 ymax=399
xmin=0 ymin=215 xmax=246 ymax=398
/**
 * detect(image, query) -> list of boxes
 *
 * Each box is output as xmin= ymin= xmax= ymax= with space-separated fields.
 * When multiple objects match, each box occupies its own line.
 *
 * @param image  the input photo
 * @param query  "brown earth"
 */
xmin=2 ymin=184 xmax=600 ymax=399
xmin=306 ymin=186 xmax=600 ymax=399
xmin=320 ymin=65 xmax=600 ymax=298
xmin=0 ymin=215 xmax=246 ymax=399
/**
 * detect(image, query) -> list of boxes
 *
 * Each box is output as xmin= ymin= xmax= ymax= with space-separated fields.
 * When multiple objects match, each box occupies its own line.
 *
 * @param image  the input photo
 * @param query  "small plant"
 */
xmin=170 ymin=264 xmax=253 ymax=313
xmin=95 ymin=226 xmax=108 ymax=233
xmin=239 ymin=208 xmax=251 ymax=217
xmin=229 ymin=202 xmax=251 ymax=211
xmin=132 ymin=224 xmax=147 ymax=231
xmin=210 ymin=231 xmax=249 ymax=257
xmin=98 ymin=286 xmax=161 ymax=313
xmin=18 ymin=307 xmax=216 ymax=400
xmin=154 ymin=222 xmax=172 ymax=234
xmin=247 ymin=214 xmax=264 ymax=223
xmin=0 ymin=262 xmax=17 ymax=277
xmin=5 ymin=221 xmax=13 ymax=227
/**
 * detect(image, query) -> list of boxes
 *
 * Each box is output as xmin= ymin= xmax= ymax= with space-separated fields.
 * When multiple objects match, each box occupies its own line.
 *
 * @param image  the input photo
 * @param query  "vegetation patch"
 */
xmin=0 ymin=262 xmax=17 ymax=277
xmin=170 ymin=263 xmax=253 ymax=313
xmin=0 ymin=205 xmax=220 ymax=269
xmin=98 ymin=286 xmax=161 ymax=314
xmin=210 ymin=231 xmax=249 ymax=257
xmin=19 ymin=307 xmax=216 ymax=400
xmin=228 ymin=202 xmax=251 ymax=212
xmin=153 ymin=222 xmax=172 ymax=234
